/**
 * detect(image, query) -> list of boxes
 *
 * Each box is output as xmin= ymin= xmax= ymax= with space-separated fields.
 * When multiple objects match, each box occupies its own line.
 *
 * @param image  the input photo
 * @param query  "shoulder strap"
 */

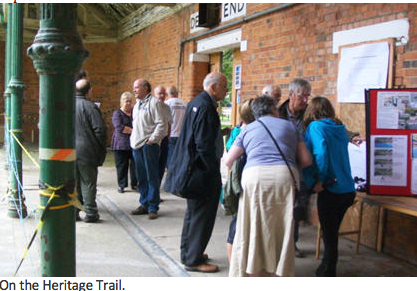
xmin=257 ymin=119 xmax=298 ymax=190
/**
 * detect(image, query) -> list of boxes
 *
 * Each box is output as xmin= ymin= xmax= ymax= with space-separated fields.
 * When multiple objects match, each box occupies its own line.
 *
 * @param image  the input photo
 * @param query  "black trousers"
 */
xmin=113 ymin=150 xmax=137 ymax=188
xmin=180 ymin=173 xmax=221 ymax=266
xmin=317 ymin=189 xmax=355 ymax=276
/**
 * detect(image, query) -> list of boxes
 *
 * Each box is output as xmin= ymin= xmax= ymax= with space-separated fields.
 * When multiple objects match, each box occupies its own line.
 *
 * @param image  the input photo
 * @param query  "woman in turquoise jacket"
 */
xmin=303 ymin=96 xmax=355 ymax=277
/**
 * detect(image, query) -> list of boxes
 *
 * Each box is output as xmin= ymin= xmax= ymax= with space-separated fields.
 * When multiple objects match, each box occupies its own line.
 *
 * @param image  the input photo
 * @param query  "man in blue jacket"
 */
xmin=164 ymin=72 xmax=227 ymax=273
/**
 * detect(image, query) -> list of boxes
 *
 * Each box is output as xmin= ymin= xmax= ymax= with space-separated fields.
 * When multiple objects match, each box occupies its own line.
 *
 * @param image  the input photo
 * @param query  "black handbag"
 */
xmin=257 ymin=119 xmax=302 ymax=219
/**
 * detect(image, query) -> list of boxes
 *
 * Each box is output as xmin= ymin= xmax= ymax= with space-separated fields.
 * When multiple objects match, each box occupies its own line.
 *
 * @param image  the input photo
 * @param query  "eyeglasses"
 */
xmin=297 ymin=93 xmax=310 ymax=100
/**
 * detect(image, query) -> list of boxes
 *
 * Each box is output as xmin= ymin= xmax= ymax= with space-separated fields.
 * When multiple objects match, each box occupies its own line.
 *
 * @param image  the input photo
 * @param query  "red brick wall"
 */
xmin=1 ymin=3 xmax=417 ymax=265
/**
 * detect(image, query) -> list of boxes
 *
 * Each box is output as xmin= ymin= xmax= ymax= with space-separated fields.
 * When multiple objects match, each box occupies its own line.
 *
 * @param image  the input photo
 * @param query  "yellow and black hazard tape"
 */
xmin=14 ymin=181 xmax=82 ymax=277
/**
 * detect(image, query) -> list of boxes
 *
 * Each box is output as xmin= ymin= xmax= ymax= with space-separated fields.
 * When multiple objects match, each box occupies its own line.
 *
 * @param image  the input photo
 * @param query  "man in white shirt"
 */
xmin=154 ymin=85 xmax=173 ymax=186
xmin=130 ymin=79 xmax=168 ymax=219
xmin=165 ymin=86 xmax=187 ymax=168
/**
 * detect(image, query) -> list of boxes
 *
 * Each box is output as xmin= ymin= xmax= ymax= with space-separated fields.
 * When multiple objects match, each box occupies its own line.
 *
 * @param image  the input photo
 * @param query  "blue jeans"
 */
xmin=132 ymin=144 xmax=160 ymax=212
xmin=166 ymin=137 xmax=178 ymax=169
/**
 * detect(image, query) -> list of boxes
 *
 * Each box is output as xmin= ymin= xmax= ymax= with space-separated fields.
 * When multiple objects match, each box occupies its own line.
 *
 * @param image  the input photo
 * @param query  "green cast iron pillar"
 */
xmin=4 ymin=4 xmax=12 ymax=175
xmin=7 ymin=3 xmax=27 ymax=219
xmin=27 ymin=3 xmax=88 ymax=276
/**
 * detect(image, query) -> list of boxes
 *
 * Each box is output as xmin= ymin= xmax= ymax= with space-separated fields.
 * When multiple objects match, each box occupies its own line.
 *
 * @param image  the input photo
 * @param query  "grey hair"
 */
xmin=251 ymin=95 xmax=276 ymax=119
xmin=289 ymin=78 xmax=311 ymax=94
xmin=167 ymin=86 xmax=178 ymax=96
xmin=262 ymin=84 xmax=274 ymax=96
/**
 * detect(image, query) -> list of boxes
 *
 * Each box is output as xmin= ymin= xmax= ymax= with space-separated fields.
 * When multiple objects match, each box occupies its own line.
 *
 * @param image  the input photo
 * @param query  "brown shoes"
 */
xmin=185 ymin=263 xmax=219 ymax=273
xmin=148 ymin=211 xmax=158 ymax=220
xmin=131 ymin=206 xmax=148 ymax=215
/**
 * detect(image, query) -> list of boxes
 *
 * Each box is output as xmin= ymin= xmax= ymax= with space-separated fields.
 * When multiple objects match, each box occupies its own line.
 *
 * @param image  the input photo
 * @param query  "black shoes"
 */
xmin=131 ymin=206 xmax=148 ymax=215
xmin=84 ymin=214 xmax=100 ymax=223
xmin=118 ymin=187 xmax=124 ymax=193
xmin=295 ymin=244 xmax=305 ymax=258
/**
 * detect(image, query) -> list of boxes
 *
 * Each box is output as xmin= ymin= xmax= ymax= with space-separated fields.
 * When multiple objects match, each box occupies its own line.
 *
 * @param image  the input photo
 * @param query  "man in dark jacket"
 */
xmin=164 ymin=72 xmax=228 ymax=273
xmin=75 ymin=79 xmax=107 ymax=223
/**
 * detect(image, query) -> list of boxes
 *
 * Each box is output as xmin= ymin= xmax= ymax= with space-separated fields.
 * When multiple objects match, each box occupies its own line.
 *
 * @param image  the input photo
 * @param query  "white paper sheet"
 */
xmin=348 ymin=142 xmax=366 ymax=180
xmin=337 ymin=42 xmax=389 ymax=103
xmin=370 ymin=135 xmax=407 ymax=186
xmin=411 ymin=159 xmax=417 ymax=195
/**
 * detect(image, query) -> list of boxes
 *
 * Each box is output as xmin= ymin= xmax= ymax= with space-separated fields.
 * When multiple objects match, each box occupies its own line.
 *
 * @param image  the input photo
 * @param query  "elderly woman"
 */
xmin=302 ymin=96 xmax=356 ymax=277
xmin=111 ymin=91 xmax=137 ymax=193
xmin=225 ymin=96 xmax=311 ymax=277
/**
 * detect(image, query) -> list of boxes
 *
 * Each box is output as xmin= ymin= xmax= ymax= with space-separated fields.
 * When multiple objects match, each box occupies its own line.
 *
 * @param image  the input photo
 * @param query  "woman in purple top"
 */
xmin=111 ymin=92 xmax=137 ymax=193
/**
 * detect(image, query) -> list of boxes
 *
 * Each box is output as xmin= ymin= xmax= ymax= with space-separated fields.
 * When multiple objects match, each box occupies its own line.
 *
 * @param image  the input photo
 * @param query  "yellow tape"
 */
xmin=10 ymin=129 xmax=23 ymax=133
xmin=39 ymin=183 xmax=80 ymax=210
xmin=9 ymin=130 xmax=40 ymax=169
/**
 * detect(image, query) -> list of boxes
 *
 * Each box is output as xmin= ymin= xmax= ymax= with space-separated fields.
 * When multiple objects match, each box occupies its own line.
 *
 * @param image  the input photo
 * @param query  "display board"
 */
xmin=366 ymin=88 xmax=417 ymax=196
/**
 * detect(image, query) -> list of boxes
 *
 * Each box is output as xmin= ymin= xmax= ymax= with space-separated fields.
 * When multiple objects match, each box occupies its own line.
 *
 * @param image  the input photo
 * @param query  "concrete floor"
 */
xmin=1 ymin=146 xmax=417 ymax=277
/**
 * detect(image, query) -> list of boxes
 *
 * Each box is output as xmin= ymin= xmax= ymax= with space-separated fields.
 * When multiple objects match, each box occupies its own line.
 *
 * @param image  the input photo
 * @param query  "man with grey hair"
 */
xmin=278 ymin=78 xmax=363 ymax=258
xmin=130 ymin=79 xmax=168 ymax=220
xmin=165 ymin=85 xmax=187 ymax=168
xmin=164 ymin=72 xmax=228 ymax=273
xmin=262 ymin=84 xmax=282 ymax=107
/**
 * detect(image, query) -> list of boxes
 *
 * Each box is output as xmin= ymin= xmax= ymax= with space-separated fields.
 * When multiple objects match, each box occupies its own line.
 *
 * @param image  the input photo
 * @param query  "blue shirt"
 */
xmin=233 ymin=115 xmax=299 ymax=170
xmin=303 ymin=118 xmax=355 ymax=194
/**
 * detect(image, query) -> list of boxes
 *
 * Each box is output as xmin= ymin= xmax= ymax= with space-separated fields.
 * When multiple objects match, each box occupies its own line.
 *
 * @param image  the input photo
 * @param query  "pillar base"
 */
xmin=7 ymin=192 xmax=28 ymax=218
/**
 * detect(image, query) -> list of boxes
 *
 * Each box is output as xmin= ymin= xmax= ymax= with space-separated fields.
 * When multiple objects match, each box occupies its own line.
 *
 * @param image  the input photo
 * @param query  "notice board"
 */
xmin=366 ymin=88 xmax=417 ymax=196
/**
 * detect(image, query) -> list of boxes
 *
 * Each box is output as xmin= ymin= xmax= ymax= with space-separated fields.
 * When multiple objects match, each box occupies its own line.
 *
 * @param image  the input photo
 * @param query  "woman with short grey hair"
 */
xmin=225 ymin=96 xmax=311 ymax=277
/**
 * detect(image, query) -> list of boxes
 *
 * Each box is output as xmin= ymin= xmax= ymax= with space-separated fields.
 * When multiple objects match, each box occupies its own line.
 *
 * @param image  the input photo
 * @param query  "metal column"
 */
xmin=27 ymin=3 xmax=88 ymax=276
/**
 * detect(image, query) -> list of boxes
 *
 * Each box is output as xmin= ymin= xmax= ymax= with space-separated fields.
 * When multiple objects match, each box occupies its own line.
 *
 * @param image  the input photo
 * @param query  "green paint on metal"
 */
xmin=27 ymin=3 xmax=88 ymax=277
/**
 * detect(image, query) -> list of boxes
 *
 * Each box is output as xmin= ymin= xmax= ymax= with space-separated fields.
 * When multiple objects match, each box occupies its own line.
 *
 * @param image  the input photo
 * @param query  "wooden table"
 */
xmin=356 ymin=192 xmax=417 ymax=252
xmin=316 ymin=192 xmax=417 ymax=258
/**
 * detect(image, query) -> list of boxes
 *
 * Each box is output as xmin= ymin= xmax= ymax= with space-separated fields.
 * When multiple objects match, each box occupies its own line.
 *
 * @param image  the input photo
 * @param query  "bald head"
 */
xmin=133 ymin=78 xmax=151 ymax=100
xmin=262 ymin=84 xmax=281 ymax=105
xmin=154 ymin=85 xmax=167 ymax=102
xmin=203 ymin=72 xmax=228 ymax=101
xmin=75 ymin=79 xmax=91 ymax=97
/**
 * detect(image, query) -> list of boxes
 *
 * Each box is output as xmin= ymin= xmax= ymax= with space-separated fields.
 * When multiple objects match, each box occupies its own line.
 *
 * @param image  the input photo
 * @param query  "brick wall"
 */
xmin=1 ymin=3 xmax=417 ymax=265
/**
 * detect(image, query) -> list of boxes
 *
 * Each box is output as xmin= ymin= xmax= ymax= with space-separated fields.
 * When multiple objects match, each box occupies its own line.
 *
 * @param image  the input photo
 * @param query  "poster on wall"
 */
xmin=376 ymin=91 xmax=417 ymax=129
xmin=337 ymin=41 xmax=389 ymax=103
xmin=370 ymin=135 xmax=407 ymax=186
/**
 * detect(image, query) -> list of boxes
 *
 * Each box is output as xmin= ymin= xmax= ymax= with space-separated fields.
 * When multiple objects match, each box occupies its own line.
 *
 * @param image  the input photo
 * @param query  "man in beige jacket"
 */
xmin=130 ymin=79 xmax=168 ymax=219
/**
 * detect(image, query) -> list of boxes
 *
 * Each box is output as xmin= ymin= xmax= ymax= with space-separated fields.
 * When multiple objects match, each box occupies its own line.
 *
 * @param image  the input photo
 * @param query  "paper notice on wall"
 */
xmin=370 ymin=135 xmax=407 ymax=186
xmin=337 ymin=42 xmax=389 ymax=103
xmin=411 ymin=159 xmax=417 ymax=195
xmin=376 ymin=91 xmax=417 ymax=129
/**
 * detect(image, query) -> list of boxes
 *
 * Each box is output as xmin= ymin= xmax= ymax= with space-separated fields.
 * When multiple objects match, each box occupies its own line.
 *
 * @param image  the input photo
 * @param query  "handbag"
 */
xmin=257 ymin=119 xmax=304 ymax=219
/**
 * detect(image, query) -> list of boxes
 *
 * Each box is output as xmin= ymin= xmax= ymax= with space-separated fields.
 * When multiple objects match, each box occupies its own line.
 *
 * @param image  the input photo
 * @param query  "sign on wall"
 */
xmin=222 ymin=3 xmax=246 ymax=22
xmin=235 ymin=64 xmax=242 ymax=90
xmin=190 ymin=12 xmax=205 ymax=33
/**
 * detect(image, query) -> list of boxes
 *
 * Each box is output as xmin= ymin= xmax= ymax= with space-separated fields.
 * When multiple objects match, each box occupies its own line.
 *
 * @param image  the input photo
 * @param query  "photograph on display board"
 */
xmin=377 ymin=91 xmax=417 ymax=129
xmin=370 ymin=135 xmax=407 ymax=186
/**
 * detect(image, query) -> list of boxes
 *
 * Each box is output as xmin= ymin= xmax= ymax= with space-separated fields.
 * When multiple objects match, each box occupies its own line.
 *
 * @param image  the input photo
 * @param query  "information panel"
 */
xmin=366 ymin=88 xmax=417 ymax=196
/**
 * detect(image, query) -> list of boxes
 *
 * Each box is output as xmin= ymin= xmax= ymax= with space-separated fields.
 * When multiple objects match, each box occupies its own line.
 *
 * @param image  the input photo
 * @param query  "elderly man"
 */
xmin=165 ymin=86 xmax=187 ymax=167
xmin=278 ymin=78 xmax=364 ymax=258
xmin=154 ymin=85 xmax=173 ymax=186
xmin=75 ymin=79 xmax=107 ymax=223
xmin=164 ymin=72 xmax=228 ymax=273
xmin=130 ymin=79 xmax=168 ymax=220
xmin=262 ymin=84 xmax=282 ymax=106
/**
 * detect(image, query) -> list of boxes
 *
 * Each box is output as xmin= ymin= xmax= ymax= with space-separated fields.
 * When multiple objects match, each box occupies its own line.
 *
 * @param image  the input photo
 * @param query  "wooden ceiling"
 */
xmin=0 ymin=3 xmax=191 ymax=43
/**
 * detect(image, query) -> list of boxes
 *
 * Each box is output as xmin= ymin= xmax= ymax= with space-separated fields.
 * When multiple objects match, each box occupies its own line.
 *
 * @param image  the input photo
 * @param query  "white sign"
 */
xmin=222 ymin=3 xmax=246 ymax=22
xmin=235 ymin=65 xmax=242 ymax=90
xmin=190 ymin=12 xmax=205 ymax=34
xmin=337 ymin=41 xmax=389 ymax=103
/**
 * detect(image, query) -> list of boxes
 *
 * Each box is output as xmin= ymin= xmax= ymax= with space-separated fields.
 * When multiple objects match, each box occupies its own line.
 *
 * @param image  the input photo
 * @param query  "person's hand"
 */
xmin=313 ymin=181 xmax=324 ymax=193
xmin=351 ymin=136 xmax=365 ymax=146
xmin=146 ymin=140 xmax=153 ymax=146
